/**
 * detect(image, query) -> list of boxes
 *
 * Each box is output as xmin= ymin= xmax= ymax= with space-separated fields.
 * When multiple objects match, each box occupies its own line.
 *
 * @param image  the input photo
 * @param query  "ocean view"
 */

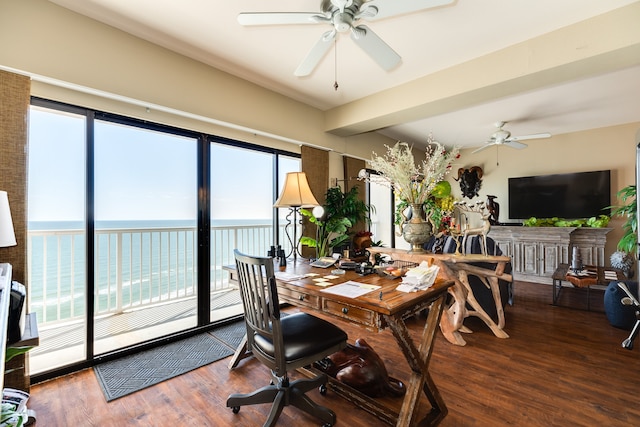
xmin=27 ymin=219 xmax=277 ymax=324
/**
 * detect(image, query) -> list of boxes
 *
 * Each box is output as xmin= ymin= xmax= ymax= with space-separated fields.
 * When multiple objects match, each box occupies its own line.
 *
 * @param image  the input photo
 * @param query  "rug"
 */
xmin=95 ymin=332 xmax=235 ymax=401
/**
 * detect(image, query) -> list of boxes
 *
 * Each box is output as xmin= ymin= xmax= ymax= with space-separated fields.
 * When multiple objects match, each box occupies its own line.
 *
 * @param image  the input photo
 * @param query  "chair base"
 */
xmin=227 ymin=372 xmax=336 ymax=427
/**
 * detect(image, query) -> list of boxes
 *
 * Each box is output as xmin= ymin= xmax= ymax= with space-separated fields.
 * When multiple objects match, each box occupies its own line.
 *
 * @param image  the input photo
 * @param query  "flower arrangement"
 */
xmin=368 ymin=136 xmax=460 ymax=206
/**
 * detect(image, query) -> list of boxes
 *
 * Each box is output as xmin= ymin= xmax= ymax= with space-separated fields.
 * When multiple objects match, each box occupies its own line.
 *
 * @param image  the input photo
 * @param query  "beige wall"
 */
xmin=0 ymin=0 xmax=392 ymax=173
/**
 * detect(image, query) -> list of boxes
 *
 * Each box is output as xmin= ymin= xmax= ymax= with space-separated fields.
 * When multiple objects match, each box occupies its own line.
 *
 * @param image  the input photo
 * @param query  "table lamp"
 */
xmin=274 ymin=172 xmax=319 ymax=261
xmin=0 ymin=191 xmax=16 ymax=288
xmin=0 ymin=191 xmax=16 ymax=249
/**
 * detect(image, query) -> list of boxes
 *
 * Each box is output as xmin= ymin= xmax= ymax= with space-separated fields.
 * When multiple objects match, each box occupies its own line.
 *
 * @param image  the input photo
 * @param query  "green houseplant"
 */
xmin=300 ymin=186 xmax=370 ymax=257
xmin=609 ymin=185 xmax=636 ymax=276
xmin=611 ymin=184 xmax=637 ymax=254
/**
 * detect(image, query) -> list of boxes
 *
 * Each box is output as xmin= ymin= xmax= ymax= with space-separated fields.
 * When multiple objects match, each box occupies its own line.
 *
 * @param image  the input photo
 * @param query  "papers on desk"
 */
xmin=274 ymin=271 xmax=305 ymax=282
xmin=320 ymin=281 xmax=380 ymax=298
xmin=396 ymin=261 xmax=439 ymax=293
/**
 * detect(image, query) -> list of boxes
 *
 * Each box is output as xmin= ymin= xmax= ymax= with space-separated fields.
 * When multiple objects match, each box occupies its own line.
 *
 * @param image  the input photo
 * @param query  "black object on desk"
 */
xmin=7 ymin=281 xmax=26 ymax=344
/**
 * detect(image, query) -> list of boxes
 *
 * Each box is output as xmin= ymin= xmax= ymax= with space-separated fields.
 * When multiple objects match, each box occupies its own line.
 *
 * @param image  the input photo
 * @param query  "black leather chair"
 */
xmin=227 ymin=250 xmax=348 ymax=427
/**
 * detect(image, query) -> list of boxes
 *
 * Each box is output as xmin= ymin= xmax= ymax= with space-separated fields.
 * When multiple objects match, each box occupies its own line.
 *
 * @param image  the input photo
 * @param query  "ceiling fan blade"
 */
xmin=350 ymin=25 xmax=401 ymax=71
xmin=504 ymin=141 xmax=528 ymax=150
xmin=238 ymin=12 xmax=326 ymax=26
xmin=472 ymin=144 xmax=494 ymax=154
xmin=509 ymin=133 xmax=551 ymax=142
xmin=362 ymin=0 xmax=454 ymax=20
xmin=294 ymin=30 xmax=336 ymax=76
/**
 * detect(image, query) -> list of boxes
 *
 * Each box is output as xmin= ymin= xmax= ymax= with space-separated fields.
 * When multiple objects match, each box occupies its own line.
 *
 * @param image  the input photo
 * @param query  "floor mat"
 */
xmin=94 ymin=332 xmax=234 ymax=401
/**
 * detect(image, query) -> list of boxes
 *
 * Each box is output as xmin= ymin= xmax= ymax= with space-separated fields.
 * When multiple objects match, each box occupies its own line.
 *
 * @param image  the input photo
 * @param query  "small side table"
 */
xmin=552 ymin=263 xmax=625 ymax=310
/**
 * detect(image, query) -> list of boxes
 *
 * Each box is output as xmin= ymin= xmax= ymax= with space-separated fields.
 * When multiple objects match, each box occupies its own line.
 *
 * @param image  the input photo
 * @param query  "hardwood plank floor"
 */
xmin=29 ymin=281 xmax=640 ymax=426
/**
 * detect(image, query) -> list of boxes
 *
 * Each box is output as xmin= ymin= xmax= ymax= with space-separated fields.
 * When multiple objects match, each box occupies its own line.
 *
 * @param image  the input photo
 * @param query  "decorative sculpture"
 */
xmin=315 ymin=338 xmax=405 ymax=398
xmin=454 ymin=200 xmax=491 ymax=256
xmin=454 ymin=166 xmax=483 ymax=199
xmin=486 ymin=195 xmax=500 ymax=225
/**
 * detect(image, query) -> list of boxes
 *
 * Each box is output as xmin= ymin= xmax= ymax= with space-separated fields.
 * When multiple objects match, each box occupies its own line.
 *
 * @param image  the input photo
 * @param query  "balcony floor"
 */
xmin=30 ymin=289 xmax=243 ymax=374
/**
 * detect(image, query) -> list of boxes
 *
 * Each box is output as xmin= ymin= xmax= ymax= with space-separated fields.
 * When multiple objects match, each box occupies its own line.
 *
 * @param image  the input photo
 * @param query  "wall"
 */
xmin=451 ymin=122 xmax=640 ymax=264
xmin=0 ymin=0 xmax=393 ymax=168
xmin=1 ymin=0 xmax=638 ymax=267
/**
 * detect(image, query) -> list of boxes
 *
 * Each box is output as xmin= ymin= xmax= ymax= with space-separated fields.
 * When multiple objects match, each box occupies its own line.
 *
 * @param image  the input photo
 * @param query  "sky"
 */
xmin=28 ymin=106 xmax=299 ymax=223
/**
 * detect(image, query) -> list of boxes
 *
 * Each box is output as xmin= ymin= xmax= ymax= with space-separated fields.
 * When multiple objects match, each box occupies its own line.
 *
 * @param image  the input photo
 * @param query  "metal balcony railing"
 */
xmin=27 ymin=223 xmax=288 ymax=327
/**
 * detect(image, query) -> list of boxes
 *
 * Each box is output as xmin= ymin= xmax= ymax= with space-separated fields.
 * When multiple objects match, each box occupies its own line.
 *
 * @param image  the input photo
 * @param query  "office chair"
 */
xmin=227 ymin=250 xmax=348 ymax=427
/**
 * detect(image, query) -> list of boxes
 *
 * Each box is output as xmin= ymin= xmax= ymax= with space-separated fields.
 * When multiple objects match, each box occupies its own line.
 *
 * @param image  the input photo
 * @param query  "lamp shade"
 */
xmin=0 ymin=191 xmax=16 ymax=248
xmin=274 ymin=172 xmax=319 ymax=208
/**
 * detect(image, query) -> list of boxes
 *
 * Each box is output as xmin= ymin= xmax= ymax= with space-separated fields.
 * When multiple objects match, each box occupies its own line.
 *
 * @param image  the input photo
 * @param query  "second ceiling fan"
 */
xmin=238 ymin=0 xmax=454 ymax=77
xmin=472 ymin=121 xmax=551 ymax=154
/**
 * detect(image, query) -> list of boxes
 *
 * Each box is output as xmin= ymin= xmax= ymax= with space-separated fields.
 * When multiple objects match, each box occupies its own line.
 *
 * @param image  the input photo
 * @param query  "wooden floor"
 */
xmin=29 ymin=281 xmax=640 ymax=426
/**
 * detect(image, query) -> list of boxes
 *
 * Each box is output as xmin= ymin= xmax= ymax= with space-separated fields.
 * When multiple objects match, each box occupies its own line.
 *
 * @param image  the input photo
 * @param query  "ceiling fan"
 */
xmin=238 ymin=0 xmax=454 ymax=77
xmin=472 ymin=121 xmax=551 ymax=154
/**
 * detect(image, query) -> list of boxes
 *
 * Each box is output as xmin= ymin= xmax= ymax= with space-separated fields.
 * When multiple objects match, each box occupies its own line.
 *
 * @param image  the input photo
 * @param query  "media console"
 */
xmin=488 ymin=226 xmax=611 ymax=284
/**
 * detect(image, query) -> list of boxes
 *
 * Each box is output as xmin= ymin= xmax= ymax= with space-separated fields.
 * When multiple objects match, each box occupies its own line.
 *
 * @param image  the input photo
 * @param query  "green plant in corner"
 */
xmin=610 ymin=184 xmax=637 ymax=254
xmin=299 ymin=186 xmax=371 ymax=258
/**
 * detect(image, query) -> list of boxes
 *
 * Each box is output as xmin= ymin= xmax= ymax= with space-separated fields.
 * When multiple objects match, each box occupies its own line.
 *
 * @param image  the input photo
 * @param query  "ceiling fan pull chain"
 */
xmin=334 ymin=38 xmax=339 ymax=91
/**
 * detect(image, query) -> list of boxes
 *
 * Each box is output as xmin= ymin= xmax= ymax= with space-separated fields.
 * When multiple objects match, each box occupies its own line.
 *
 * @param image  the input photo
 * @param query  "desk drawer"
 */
xmin=278 ymin=288 xmax=321 ymax=310
xmin=323 ymin=300 xmax=375 ymax=327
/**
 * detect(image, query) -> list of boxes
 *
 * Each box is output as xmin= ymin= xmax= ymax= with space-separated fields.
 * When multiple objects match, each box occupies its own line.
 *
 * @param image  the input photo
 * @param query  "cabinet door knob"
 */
xmin=298 ymin=295 xmax=305 ymax=301
xmin=342 ymin=307 xmax=349 ymax=314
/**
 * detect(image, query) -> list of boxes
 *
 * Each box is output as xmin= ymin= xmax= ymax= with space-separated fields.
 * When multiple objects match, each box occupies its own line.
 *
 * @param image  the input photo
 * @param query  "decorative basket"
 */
xmin=376 ymin=260 xmax=418 ymax=278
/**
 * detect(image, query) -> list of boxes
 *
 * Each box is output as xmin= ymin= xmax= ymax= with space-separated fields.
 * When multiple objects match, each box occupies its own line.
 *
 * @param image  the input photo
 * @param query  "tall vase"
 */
xmin=402 ymin=203 xmax=433 ymax=254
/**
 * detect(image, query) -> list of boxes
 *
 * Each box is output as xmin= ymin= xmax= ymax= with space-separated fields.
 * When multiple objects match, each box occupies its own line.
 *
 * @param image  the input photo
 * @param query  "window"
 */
xmin=27 ymin=99 xmax=300 ymax=380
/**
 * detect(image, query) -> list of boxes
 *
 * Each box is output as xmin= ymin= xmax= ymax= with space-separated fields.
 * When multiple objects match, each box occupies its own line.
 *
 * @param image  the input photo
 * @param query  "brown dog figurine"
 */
xmin=317 ymin=338 xmax=405 ymax=398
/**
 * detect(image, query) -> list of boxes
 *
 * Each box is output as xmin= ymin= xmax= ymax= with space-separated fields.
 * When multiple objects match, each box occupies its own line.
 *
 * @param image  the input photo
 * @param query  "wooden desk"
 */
xmin=228 ymin=259 xmax=454 ymax=427
xmin=368 ymin=247 xmax=513 ymax=346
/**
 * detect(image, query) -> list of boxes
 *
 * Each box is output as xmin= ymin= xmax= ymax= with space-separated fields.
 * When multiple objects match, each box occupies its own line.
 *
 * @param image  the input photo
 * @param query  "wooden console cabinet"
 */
xmin=489 ymin=226 xmax=611 ymax=284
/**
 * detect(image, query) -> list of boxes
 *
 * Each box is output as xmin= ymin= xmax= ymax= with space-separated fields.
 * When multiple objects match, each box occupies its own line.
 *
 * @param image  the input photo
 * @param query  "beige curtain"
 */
xmin=0 ymin=70 xmax=29 ymax=285
xmin=300 ymin=146 xmax=329 ymax=257
xmin=0 ymin=70 xmax=30 ymax=391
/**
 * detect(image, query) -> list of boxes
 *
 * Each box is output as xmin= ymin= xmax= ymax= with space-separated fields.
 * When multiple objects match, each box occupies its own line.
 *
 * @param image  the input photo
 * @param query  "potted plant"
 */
xmin=610 ymin=184 xmax=636 ymax=277
xmin=365 ymin=138 xmax=460 ymax=252
xmin=300 ymin=186 xmax=371 ymax=258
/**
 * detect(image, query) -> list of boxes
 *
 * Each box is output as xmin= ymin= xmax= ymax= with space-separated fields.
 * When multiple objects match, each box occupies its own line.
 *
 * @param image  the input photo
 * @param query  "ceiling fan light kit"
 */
xmin=238 ymin=0 xmax=454 ymax=76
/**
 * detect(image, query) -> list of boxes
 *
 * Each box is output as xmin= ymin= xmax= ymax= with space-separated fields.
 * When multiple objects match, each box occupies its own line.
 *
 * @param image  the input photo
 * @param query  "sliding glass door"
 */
xmin=27 ymin=105 xmax=87 ymax=372
xmin=93 ymin=119 xmax=198 ymax=354
xmin=27 ymin=100 xmax=302 ymax=379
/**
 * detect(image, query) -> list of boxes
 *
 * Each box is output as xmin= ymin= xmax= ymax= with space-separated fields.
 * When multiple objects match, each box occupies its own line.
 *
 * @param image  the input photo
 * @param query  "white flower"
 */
xmin=367 ymin=135 xmax=460 ymax=205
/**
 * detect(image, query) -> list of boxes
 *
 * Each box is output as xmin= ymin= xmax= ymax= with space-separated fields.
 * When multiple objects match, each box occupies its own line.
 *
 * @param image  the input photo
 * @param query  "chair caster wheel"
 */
xmin=231 ymin=406 xmax=240 ymax=414
xmin=622 ymin=339 xmax=633 ymax=350
xmin=321 ymin=423 xmax=333 ymax=427
xmin=319 ymin=384 xmax=327 ymax=395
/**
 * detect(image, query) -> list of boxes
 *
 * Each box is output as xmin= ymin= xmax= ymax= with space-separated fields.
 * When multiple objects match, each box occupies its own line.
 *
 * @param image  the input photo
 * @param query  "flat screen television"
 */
xmin=508 ymin=170 xmax=611 ymax=219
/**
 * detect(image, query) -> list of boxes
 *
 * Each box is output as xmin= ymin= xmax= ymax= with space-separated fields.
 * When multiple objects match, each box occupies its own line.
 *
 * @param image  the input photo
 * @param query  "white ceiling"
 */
xmin=48 ymin=0 xmax=640 ymax=150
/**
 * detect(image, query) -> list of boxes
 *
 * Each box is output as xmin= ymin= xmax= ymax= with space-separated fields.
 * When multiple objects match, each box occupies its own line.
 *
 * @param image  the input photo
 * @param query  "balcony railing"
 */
xmin=27 ymin=223 xmax=289 ymax=328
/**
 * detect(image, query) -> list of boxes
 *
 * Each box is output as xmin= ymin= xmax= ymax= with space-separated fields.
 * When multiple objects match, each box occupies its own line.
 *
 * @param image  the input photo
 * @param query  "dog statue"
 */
xmin=315 ymin=338 xmax=406 ymax=398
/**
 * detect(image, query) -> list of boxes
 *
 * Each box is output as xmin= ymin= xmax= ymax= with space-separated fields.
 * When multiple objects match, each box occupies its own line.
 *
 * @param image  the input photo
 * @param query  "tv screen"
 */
xmin=508 ymin=170 xmax=611 ymax=219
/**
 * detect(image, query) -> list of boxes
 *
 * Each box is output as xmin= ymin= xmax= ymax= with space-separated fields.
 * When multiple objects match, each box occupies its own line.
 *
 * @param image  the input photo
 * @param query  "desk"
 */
xmin=228 ymin=259 xmax=454 ymax=427
xmin=368 ymin=247 xmax=512 ymax=346
xmin=552 ymin=263 xmax=625 ymax=310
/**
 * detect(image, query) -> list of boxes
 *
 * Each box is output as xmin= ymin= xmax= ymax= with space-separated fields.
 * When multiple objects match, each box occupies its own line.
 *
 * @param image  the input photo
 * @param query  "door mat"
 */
xmin=94 ymin=332 xmax=234 ymax=401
